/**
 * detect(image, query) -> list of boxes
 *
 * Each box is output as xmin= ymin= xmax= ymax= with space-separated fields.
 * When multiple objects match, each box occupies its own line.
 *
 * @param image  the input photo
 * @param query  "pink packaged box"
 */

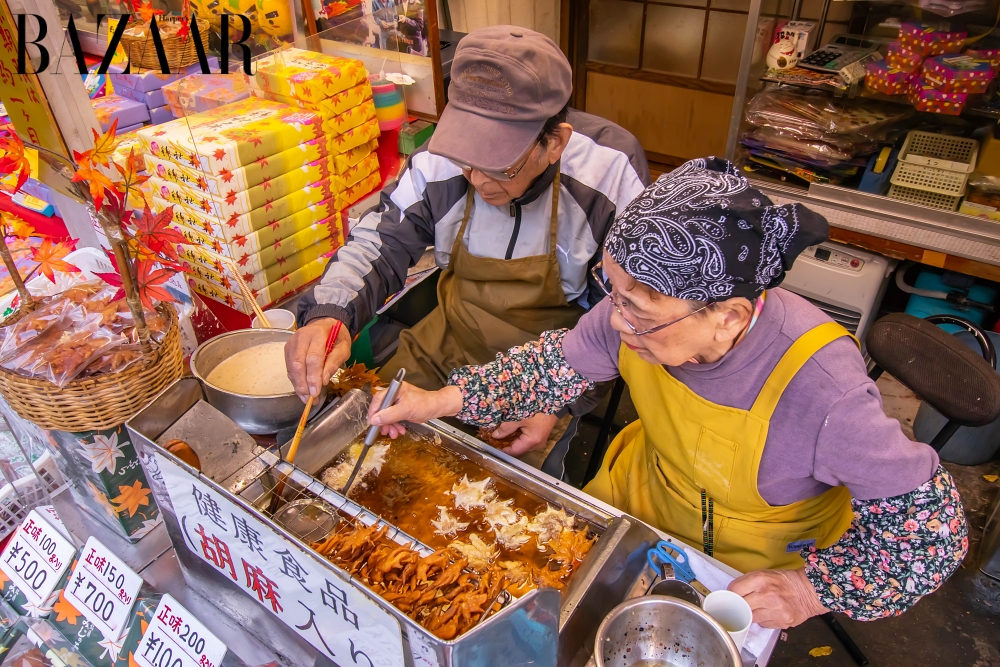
xmin=898 ymin=23 xmax=966 ymax=57
xmin=92 ymin=94 xmax=150 ymax=131
xmin=109 ymin=57 xmax=219 ymax=93
xmin=114 ymin=85 xmax=166 ymax=109
xmin=886 ymin=42 xmax=924 ymax=74
xmin=966 ymin=48 xmax=1000 ymax=71
xmin=908 ymin=79 xmax=967 ymax=114
xmin=162 ymin=74 xmax=250 ymax=117
xmin=866 ymin=60 xmax=914 ymax=95
xmin=148 ymin=105 xmax=176 ymax=125
xmin=922 ymin=55 xmax=994 ymax=93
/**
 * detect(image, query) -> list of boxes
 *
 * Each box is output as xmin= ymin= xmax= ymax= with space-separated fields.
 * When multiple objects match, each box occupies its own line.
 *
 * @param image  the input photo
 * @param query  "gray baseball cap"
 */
xmin=428 ymin=26 xmax=572 ymax=173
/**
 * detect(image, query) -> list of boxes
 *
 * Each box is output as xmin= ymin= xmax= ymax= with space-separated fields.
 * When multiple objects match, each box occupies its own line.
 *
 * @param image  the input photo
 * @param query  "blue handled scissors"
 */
xmin=647 ymin=540 xmax=712 ymax=596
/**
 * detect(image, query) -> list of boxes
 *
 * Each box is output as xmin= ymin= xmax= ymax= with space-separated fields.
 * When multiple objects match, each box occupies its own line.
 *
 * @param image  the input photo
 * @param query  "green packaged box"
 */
xmin=48 ymin=591 xmax=159 ymax=667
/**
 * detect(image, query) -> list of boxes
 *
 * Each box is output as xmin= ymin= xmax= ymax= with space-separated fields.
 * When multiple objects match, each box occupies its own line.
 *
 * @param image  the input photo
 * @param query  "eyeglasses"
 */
xmin=590 ymin=261 xmax=708 ymax=336
xmin=450 ymin=140 xmax=539 ymax=182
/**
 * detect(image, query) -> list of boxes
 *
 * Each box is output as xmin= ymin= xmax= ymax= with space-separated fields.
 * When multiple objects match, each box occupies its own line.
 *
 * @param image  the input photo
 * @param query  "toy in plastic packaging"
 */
xmin=743 ymin=88 xmax=912 ymax=142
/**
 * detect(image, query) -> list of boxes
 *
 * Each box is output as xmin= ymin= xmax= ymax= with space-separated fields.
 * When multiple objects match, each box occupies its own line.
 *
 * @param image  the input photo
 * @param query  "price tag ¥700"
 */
xmin=65 ymin=537 xmax=143 ymax=641
xmin=0 ymin=510 xmax=75 ymax=606
xmin=137 ymin=595 xmax=226 ymax=667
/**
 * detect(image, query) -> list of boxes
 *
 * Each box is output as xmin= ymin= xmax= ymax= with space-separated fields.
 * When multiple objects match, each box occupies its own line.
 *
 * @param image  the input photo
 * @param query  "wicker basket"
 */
xmin=0 ymin=306 xmax=184 ymax=431
xmin=121 ymin=18 xmax=210 ymax=71
xmin=0 ymin=298 xmax=35 ymax=329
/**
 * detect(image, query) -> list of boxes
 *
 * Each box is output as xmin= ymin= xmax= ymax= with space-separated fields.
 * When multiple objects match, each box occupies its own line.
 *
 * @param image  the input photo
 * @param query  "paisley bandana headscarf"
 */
xmin=604 ymin=157 xmax=829 ymax=302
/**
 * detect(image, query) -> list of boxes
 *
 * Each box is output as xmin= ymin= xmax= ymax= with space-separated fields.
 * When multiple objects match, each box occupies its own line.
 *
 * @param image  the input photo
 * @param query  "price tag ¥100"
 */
xmin=0 ymin=510 xmax=75 ymax=606
xmin=65 ymin=537 xmax=143 ymax=641
xmin=137 ymin=595 xmax=226 ymax=667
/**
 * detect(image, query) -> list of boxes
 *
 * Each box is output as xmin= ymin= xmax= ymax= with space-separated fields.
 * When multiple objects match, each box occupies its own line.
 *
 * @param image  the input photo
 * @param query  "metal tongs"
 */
xmin=341 ymin=368 xmax=405 ymax=494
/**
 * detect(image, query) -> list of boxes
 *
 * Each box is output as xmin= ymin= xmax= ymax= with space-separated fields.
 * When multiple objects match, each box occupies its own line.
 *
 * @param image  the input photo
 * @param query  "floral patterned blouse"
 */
xmin=448 ymin=329 xmax=969 ymax=621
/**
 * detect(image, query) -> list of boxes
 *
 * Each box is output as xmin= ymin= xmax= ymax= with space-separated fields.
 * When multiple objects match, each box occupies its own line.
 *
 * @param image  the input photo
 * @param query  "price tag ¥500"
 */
xmin=65 ymin=537 xmax=143 ymax=641
xmin=0 ymin=510 xmax=75 ymax=606
xmin=137 ymin=595 xmax=226 ymax=667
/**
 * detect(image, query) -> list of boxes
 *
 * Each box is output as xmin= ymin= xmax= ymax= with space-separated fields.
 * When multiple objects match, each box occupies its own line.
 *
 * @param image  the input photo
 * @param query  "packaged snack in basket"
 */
xmin=0 ymin=300 xmax=75 ymax=363
xmin=163 ymin=73 xmax=250 ymax=117
xmin=249 ymin=48 xmax=368 ymax=102
xmin=898 ymin=22 xmax=966 ymax=57
xmin=908 ymin=79 xmax=967 ymax=114
xmin=886 ymin=42 xmax=924 ymax=73
xmin=248 ymin=80 xmax=374 ymax=119
xmin=82 ymin=344 xmax=145 ymax=376
xmin=921 ymin=55 xmax=994 ymax=93
xmin=866 ymin=61 xmax=915 ymax=95
xmin=137 ymin=98 xmax=326 ymax=174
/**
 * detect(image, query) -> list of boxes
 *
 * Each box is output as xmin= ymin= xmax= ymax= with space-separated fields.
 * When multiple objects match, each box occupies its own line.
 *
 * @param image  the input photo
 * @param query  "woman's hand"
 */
xmin=728 ymin=568 xmax=828 ymax=629
xmin=489 ymin=414 xmax=559 ymax=456
xmin=367 ymin=382 xmax=464 ymax=438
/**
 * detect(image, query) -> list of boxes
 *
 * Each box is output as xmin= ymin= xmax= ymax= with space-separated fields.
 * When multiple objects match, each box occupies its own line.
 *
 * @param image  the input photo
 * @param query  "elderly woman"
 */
xmin=368 ymin=158 xmax=968 ymax=627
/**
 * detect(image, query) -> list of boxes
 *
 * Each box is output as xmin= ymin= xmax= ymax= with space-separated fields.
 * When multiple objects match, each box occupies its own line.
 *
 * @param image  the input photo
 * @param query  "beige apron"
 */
xmin=380 ymin=170 xmax=584 ymax=390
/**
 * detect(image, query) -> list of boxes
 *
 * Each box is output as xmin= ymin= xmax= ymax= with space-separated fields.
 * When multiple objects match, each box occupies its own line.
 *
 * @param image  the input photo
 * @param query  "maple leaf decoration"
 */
xmin=94 ymin=249 xmax=124 ymax=290
xmin=52 ymin=591 xmax=83 ymax=625
xmin=31 ymin=239 xmax=81 ymax=283
xmin=0 ymin=132 xmax=32 ymax=192
xmin=136 ymin=259 xmax=177 ymax=309
xmin=224 ymin=190 xmax=238 ymax=206
xmin=219 ymin=168 xmax=234 ymax=183
xmin=133 ymin=203 xmax=187 ymax=262
xmin=113 ymin=149 xmax=150 ymax=205
xmin=212 ymin=148 xmax=227 ymax=162
xmin=0 ymin=211 xmax=35 ymax=239
xmin=135 ymin=0 xmax=164 ymax=23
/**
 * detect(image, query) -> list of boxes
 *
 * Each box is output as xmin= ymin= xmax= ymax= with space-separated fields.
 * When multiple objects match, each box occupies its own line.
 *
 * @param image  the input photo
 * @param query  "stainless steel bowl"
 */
xmin=595 ymin=596 xmax=741 ymax=667
xmin=190 ymin=329 xmax=326 ymax=435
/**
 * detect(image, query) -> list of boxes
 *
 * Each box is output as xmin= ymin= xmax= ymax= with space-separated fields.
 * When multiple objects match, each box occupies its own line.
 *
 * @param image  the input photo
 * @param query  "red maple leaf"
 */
xmin=280 ymin=273 xmax=290 ymax=284
xmin=133 ymin=203 xmax=187 ymax=262
xmin=224 ymin=190 xmax=237 ymax=206
xmin=249 ymin=136 xmax=263 ymax=148
xmin=196 ymin=176 xmax=208 ymax=190
xmin=188 ymin=152 xmax=199 ymax=167
xmin=259 ymin=157 xmax=269 ymax=168
xmin=233 ymin=234 xmax=247 ymax=247
xmin=237 ymin=255 xmax=249 ymax=267
xmin=199 ymin=199 xmax=211 ymax=213
xmin=264 ymin=199 xmax=274 ymax=212
xmin=31 ymin=239 xmax=81 ymax=282
xmin=213 ymin=259 xmax=224 ymax=273
xmin=226 ymin=213 xmax=239 ymax=228
xmin=221 ymin=276 xmax=232 ymax=290
xmin=219 ymin=168 xmax=234 ymax=183
xmin=261 ymin=176 xmax=272 ymax=190
xmin=201 ymin=136 xmax=218 ymax=143
xmin=0 ymin=133 xmax=32 ymax=192
xmin=276 ymin=256 xmax=287 ymax=266
xmin=212 ymin=148 xmax=227 ymax=162
xmin=153 ymin=130 xmax=167 ymax=137
xmin=213 ymin=240 xmax=223 ymax=253
xmin=320 ymin=73 xmax=334 ymax=88
xmin=269 ymin=220 xmax=281 ymax=231
xmin=177 ymin=15 xmax=190 ymax=41
xmin=224 ymin=293 xmax=235 ymax=307
xmin=136 ymin=259 xmax=176 ymax=309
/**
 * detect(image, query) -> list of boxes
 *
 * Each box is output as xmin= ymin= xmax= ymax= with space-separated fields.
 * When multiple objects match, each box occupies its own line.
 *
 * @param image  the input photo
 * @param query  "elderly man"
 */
xmin=286 ymin=25 xmax=649 ymax=463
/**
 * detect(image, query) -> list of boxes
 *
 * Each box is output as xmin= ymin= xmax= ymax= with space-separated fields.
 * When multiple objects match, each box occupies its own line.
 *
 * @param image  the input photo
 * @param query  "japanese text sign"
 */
xmin=0 ymin=509 xmax=75 ymax=606
xmin=65 ymin=537 xmax=143 ymax=642
xmin=152 ymin=454 xmax=404 ymax=667
xmin=137 ymin=595 xmax=226 ymax=667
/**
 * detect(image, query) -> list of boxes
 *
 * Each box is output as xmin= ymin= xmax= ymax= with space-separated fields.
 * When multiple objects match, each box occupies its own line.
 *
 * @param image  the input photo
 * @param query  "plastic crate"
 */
xmin=897 ymin=131 xmax=979 ymax=173
xmin=887 ymin=183 xmax=962 ymax=211
xmin=890 ymin=162 xmax=969 ymax=196
xmin=0 ymin=452 xmax=65 ymax=540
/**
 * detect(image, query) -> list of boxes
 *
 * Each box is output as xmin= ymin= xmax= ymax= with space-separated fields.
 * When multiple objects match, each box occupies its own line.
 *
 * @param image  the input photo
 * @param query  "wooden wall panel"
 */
xmin=448 ymin=0 xmax=560 ymax=42
xmin=584 ymin=71 xmax=734 ymax=161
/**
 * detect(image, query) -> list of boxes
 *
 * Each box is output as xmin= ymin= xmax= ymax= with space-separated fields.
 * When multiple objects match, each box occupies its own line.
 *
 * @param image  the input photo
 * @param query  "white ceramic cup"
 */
xmin=703 ymin=589 xmax=753 ymax=652
xmin=251 ymin=308 xmax=297 ymax=331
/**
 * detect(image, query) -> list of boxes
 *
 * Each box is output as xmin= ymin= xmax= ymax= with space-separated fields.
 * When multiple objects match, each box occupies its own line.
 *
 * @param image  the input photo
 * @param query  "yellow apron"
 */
xmin=584 ymin=322 xmax=857 ymax=573
xmin=381 ymin=170 xmax=584 ymax=389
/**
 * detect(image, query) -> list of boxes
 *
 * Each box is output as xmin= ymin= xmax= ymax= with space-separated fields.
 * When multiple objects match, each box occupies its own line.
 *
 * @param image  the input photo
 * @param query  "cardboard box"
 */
xmin=886 ymin=42 xmax=924 ymax=74
xmin=898 ymin=23 xmax=966 ymax=57
xmin=151 ymin=193 xmax=338 ymax=240
xmin=187 ymin=255 xmax=334 ymax=313
xmin=866 ymin=60 xmax=914 ymax=95
xmin=179 ymin=220 xmax=337 ymax=275
xmin=148 ymin=104 xmax=176 ymax=125
xmin=248 ymin=80 xmax=373 ymax=119
xmin=137 ymin=98 xmax=327 ymax=174
xmin=162 ymin=73 xmax=250 ymax=117
xmin=922 ymin=55 xmax=994 ymax=93
xmin=113 ymin=85 xmax=165 ymax=109
xmin=109 ymin=58 xmax=219 ymax=93
xmin=908 ymin=79 xmax=967 ymax=114
xmin=249 ymin=48 xmax=368 ymax=102
xmin=776 ymin=20 xmax=816 ymax=61
xmin=92 ymin=95 xmax=150 ymax=132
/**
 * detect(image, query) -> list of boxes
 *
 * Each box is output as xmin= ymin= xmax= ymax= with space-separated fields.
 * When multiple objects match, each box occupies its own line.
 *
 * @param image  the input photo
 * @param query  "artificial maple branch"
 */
xmin=95 ymin=208 xmax=151 ymax=347
xmin=0 ymin=235 xmax=32 ymax=313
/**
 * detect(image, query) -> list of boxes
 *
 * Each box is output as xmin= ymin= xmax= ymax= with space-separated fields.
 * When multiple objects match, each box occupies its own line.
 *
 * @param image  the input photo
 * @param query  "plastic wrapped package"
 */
xmin=898 ymin=23 xmax=966 ymax=57
xmin=743 ymin=88 xmax=912 ymax=141
xmin=82 ymin=345 xmax=145 ymax=376
xmin=921 ymin=55 xmax=994 ymax=93
xmin=866 ymin=60 xmax=915 ymax=95
xmin=908 ymin=80 xmax=967 ymax=114
xmin=741 ymin=127 xmax=874 ymax=166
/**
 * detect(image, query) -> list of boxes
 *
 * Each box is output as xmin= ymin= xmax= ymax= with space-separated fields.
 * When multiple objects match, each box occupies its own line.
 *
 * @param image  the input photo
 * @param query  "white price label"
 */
xmin=65 ymin=537 xmax=143 ymax=641
xmin=0 ymin=510 xmax=75 ymax=606
xmin=137 ymin=595 xmax=226 ymax=667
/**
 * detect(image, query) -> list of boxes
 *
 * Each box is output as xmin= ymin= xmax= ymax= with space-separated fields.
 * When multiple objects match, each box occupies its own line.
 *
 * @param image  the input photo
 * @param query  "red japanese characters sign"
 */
xmin=137 ymin=595 xmax=226 ymax=667
xmin=152 ymin=454 xmax=404 ymax=667
xmin=0 ymin=509 xmax=75 ymax=607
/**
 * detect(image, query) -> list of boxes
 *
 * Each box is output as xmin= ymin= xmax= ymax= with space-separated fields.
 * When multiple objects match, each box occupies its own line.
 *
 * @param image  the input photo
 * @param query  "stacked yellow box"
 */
xmin=135 ymin=58 xmax=382 ymax=314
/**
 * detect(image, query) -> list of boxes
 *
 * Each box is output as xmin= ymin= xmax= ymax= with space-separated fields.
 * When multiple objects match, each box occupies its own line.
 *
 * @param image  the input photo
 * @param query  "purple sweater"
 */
xmin=562 ymin=288 xmax=939 ymax=504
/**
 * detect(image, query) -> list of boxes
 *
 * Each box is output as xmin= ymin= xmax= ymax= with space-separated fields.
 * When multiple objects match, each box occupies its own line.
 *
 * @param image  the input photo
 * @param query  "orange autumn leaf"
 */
xmin=0 ymin=568 xmax=9 ymax=587
xmin=114 ymin=150 xmax=150 ymax=206
xmin=136 ymin=259 xmax=178 ymax=309
xmin=128 ymin=652 xmax=141 ymax=667
xmin=73 ymin=119 xmax=119 ymax=170
xmin=31 ymin=239 xmax=80 ymax=283
xmin=111 ymin=480 xmax=152 ymax=518
xmin=0 ymin=133 xmax=31 ymax=193
xmin=0 ymin=211 xmax=35 ymax=239
xmin=72 ymin=163 xmax=116 ymax=211
xmin=136 ymin=0 xmax=164 ymax=23
xmin=53 ymin=591 xmax=83 ymax=625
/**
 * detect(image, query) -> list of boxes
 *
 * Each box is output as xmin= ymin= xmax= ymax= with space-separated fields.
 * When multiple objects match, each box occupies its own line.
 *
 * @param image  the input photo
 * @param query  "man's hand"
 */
xmin=285 ymin=318 xmax=352 ymax=401
xmin=367 ymin=382 xmax=464 ymax=438
xmin=489 ymin=413 xmax=559 ymax=456
xmin=728 ymin=568 xmax=828 ymax=629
